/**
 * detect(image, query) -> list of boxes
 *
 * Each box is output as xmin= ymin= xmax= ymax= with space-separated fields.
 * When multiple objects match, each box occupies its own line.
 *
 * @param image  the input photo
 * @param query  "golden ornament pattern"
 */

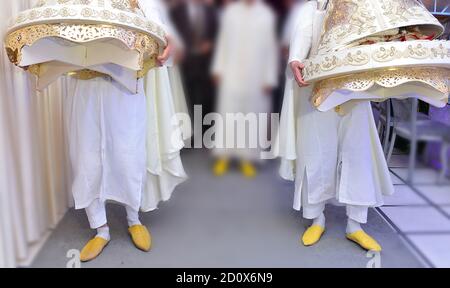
xmin=9 ymin=0 xmax=166 ymax=42
xmin=67 ymin=69 xmax=110 ymax=80
xmin=27 ymin=57 xmax=157 ymax=81
xmin=4 ymin=0 xmax=164 ymax=80
xmin=304 ymin=41 xmax=450 ymax=81
xmin=34 ymin=0 xmax=138 ymax=13
xmin=5 ymin=23 xmax=160 ymax=72
xmin=311 ymin=67 xmax=450 ymax=108
xmin=317 ymin=0 xmax=442 ymax=54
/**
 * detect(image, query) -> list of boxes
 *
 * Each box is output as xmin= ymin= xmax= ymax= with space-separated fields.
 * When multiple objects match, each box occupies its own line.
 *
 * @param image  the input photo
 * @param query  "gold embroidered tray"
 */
xmin=4 ymin=0 xmax=166 ymax=76
xmin=317 ymin=0 xmax=443 ymax=54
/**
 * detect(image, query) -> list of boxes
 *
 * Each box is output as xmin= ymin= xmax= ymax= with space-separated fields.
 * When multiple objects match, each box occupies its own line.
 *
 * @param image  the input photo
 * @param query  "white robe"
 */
xmin=278 ymin=1 xmax=394 ymax=211
xmin=281 ymin=0 xmax=305 ymax=47
xmin=142 ymin=66 xmax=190 ymax=212
xmin=211 ymin=0 xmax=278 ymax=159
xmin=66 ymin=0 xmax=190 ymax=212
xmin=139 ymin=0 xmax=190 ymax=212
xmin=65 ymin=77 xmax=147 ymax=211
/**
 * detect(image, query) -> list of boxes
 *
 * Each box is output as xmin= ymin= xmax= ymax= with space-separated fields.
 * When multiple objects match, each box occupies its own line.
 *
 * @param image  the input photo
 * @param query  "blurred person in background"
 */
xmin=281 ymin=0 xmax=304 ymax=56
xmin=216 ymin=0 xmax=234 ymax=18
xmin=166 ymin=0 xmax=183 ymax=8
xmin=211 ymin=0 xmax=278 ymax=178
xmin=171 ymin=0 xmax=219 ymax=120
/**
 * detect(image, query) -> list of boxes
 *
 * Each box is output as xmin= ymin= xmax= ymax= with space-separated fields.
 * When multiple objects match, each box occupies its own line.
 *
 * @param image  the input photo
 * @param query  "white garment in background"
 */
xmin=212 ymin=0 xmax=279 ymax=159
xmin=278 ymin=1 xmax=394 ymax=213
xmin=281 ymin=0 xmax=305 ymax=47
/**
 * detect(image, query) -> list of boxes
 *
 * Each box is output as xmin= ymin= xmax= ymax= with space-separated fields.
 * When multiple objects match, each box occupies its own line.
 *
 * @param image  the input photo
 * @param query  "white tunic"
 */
xmin=65 ymin=77 xmax=147 ymax=211
xmin=281 ymin=0 xmax=305 ymax=47
xmin=211 ymin=1 xmax=278 ymax=159
xmin=66 ymin=0 xmax=190 ymax=212
xmin=278 ymin=1 xmax=394 ymax=210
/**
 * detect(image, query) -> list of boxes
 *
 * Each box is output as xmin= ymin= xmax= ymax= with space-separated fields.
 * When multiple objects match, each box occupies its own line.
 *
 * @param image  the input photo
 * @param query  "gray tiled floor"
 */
xmin=30 ymin=150 xmax=423 ymax=268
xmin=391 ymin=173 xmax=405 ymax=185
xmin=380 ymin=206 xmax=450 ymax=233
xmin=383 ymin=185 xmax=427 ymax=206
xmin=443 ymin=207 xmax=450 ymax=218
xmin=391 ymin=168 xmax=450 ymax=185
xmin=415 ymin=185 xmax=450 ymax=206
xmin=408 ymin=234 xmax=450 ymax=268
xmin=384 ymin=153 xmax=450 ymax=268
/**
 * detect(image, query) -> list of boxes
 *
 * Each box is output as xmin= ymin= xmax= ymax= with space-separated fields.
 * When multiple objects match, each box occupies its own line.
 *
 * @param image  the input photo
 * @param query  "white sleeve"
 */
xmin=264 ymin=12 xmax=279 ymax=87
xmin=138 ymin=0 xmax=164 ymax=26
xmin=281 ymin=4 xmax=300 ymax=47
xmin=211 ymin=7 xmax=230 ymax=77
xmin=138 ymin=0 xmax=185 ymax=65
xmin=288 ymin=2 xmax=315 ymax=64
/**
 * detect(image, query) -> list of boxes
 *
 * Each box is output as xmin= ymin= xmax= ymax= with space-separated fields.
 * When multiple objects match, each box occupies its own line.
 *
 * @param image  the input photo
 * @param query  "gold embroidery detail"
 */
xmin=137 ymin=57 xmax=158 ymax=78
xmin=5 ymin=23 xmax=160 ymax=71
xmin=9 ymin=2 xmax=165 ymax=42
xmin=67 ymin=69 xmax=110 ymax=80
xmin=304 ymin=41 xmax=450 ymax=80
xmin=318 ymin=0 xmax=443 ymax=54
xmin=311 ymin=67 xmax=450 ymax=108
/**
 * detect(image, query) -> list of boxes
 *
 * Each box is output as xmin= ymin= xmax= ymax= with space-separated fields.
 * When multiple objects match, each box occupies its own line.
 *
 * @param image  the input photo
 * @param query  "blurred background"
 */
xmin=1 ymin=0 xmax=450 ymax=268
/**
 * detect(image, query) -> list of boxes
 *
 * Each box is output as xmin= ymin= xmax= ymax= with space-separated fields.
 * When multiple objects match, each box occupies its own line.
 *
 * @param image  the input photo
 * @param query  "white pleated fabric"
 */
xmin=142 ymin=66 xmax=190 ymax=212
xmin=139 ymin=0 xmax=190 ymax=212
xmin=0 ymin=0 xmax=72 ymax=268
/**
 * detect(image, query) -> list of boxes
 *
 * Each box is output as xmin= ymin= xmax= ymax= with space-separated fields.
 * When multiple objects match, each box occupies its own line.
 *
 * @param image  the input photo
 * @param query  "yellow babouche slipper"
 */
xmin=129 ymin=225 xmax=152 ymax=252
xmin=80 ymin=237 xmax=109 ymax=262
xmin=346 ymin=230 xmax=382 ymax=252
xmin=241 ymin=161 xmax=257 ymax=178
xmin=302 ymin=225 xmax=325 ymax=246
xmin=213 ymin=158 xmax=230 ymax=177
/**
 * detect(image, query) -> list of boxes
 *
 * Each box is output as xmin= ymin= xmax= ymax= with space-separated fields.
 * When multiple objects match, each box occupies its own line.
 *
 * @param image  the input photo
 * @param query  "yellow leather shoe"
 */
xmin=347 ymin=230 xmax=382 ymax=252
xmin=241 ymin=161 xmax=257 ymax=178
xmin=213 ymin=158 xmax=230 ymax=177
xmin=80 ymin=237 xmax=109 ymax=262
xmin=302 ymin=225 xmax=325 ymax=246
xmin=129 ymin=225 xmax=152 ymax=252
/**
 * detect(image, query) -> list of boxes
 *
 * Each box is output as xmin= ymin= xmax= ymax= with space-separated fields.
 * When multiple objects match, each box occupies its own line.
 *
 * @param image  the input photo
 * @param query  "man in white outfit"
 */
xmin=211 ymin=0 xmax=278 ymax=178
xmin=65 ymin=0 xmax=178 ymax=262
xmin=279 ymin=0 xmax=394 ymax=251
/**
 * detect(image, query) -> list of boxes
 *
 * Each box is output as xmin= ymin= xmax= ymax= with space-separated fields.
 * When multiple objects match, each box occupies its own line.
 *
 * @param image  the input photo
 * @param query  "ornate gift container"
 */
xmin=303 ymin=0 xmax=450 ymax=111
xmin=4 ymin=0 xmax=167 ymax=93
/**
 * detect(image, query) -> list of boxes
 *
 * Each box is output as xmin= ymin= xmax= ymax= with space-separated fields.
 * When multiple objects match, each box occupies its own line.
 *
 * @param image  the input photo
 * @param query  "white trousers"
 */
xmin=302 ymin=201 xmax=369 ymax=224
xmin=300 ymin=168 xmax=368 ymax=224
xmin=65 ymin=77 xmax=147 ymax=212
xmin=85 ymin=199 xmax=140 ymax=229
xmin=85 ymin=199 xmax=108 ymax=229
